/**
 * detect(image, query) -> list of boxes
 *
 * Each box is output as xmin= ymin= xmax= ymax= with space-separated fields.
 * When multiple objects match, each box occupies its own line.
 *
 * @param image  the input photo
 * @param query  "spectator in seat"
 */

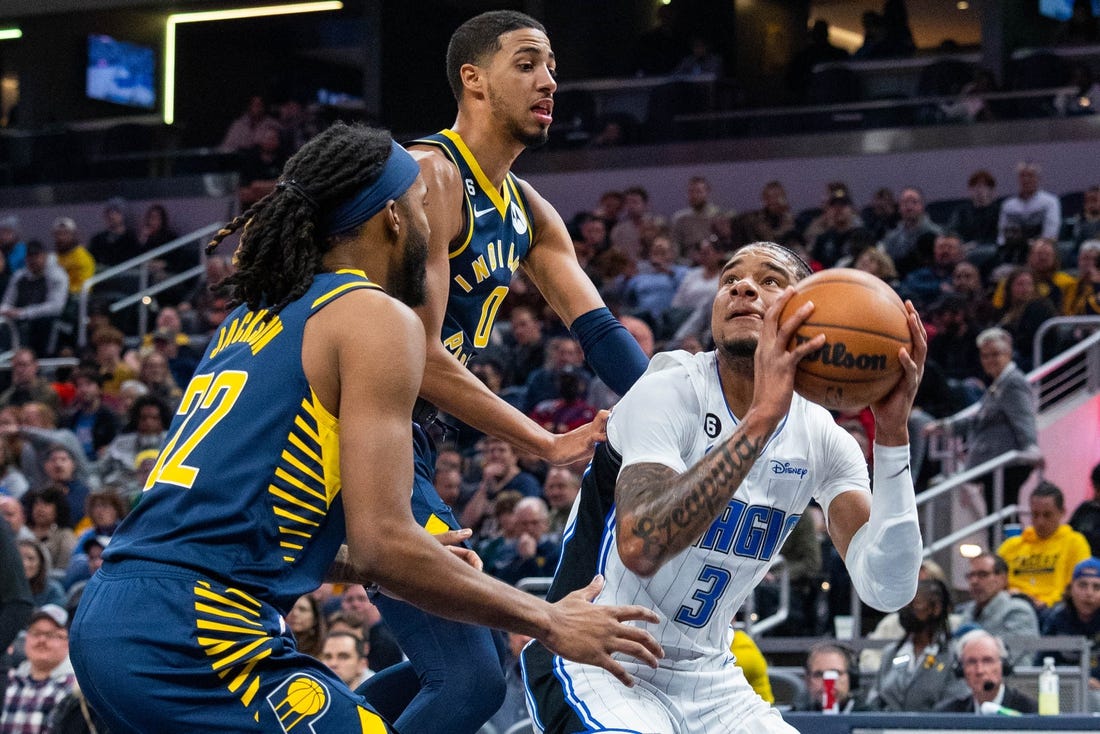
xmin=0 ymin=604 xmax=75 ymax=732
xmin=218 ymin=94 xmax=279 ymax=153
xmin=1069 ymin=461 xmax=1100 ymax=556
xmin=947 ymin=170 xmax=1000 ymax=246
xmin=867 ymin=579 xmax=966 ymax=712
xmin=286 ymin=594 xmax=326 ymax=659
xmin=0 ymin=240 xmax=69 ymax=358
xmin=50 ymin=218 xmax=95 ymax=300
xmin=20 ymin=486 xmax=75 ymax=574
xmin=17 ymin=539 xmax=64 ymax=609
xmin=330 ymin=585 xmax=402 ymax=673
xmin=862 ymin=186 xmax=900 ymax=242
xmin=541 ymin=467 xmax=580 ymax=539
xmin=670 ymin=176 xmax=722 ymax=259
xmin=0 ymin=216 xmax=27 ymax=274
xmin=883 ymin=186 xmax=942 ymax=277
xmin=955 ymin=551 xmax=1039 ymax=666
xmin=1039 ymin=557 xmax=1100 ymax=691
xmin=934 ymin=629 xmax=1036 ymax=713
xmin=998 ymin=481 xmax=1091 ymax=614
xmin=993 ymin=267 xmax=1059 ymax=371
xmin=89 ymin=327 xmax=136 ymax=404
xmin=97 ymin=395 xmax=170 ymax=499
xmin=998 ymin=161 xmax=1061 ymax=249
xmin=88 ymin=197 xmax=140 ymax=267
xmin=902 ymin=233 xmax=965 ymax=314
xmin=1064 ymin=240 xmax=1100 ymax=317
xmin=792 ymin=642 xmax=869 ymax=712
xmin=0 ymin=350 xmax=60 ymax=415
xmin=485 ymin=496 xmax=561 ymax=586
xmin=62 ymin=367 xmax=118 ymax=462
xmin=136 ymin=352 xmax=182 ymax=410
xmin=1067 ymin=185 xmax=1100 ymax=247
xmin=321 ymin=631 xmax=372 ymax=690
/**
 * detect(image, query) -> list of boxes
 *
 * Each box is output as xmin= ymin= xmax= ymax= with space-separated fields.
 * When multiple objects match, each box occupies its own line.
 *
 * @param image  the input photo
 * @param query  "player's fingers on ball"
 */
xmin=791 ymin=332 xmax=826 ymax=361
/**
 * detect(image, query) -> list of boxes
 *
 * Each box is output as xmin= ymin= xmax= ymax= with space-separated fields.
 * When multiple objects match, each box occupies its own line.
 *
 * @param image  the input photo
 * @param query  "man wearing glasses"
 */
xmin=0 ymin=604 xmax=75 ymax=732
xmin=794 ymin=642 xmax=870 ymax=713
xmin=957 ymin=551 xmax=1038 ymax=666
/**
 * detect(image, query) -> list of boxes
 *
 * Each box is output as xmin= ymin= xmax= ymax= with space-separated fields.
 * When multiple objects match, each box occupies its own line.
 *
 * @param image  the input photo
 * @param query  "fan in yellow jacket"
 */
xmin=998 ymin=482 xmax=1091 ymax=610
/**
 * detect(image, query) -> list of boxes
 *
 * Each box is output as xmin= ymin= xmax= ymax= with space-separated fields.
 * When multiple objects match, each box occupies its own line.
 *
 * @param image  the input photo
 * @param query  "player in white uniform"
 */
xmin=522 ymin=242 xmax=927 ymax=733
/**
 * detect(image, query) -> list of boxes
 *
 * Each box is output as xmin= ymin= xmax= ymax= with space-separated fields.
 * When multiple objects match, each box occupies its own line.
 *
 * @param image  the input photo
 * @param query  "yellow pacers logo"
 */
xmin=268 ymin=675 xmax=329 ymax=732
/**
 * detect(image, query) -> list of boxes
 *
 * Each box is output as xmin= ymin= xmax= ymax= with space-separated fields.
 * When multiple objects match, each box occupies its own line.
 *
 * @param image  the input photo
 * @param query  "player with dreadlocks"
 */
xmin=69 ymin=122 xmax=662 ymax=733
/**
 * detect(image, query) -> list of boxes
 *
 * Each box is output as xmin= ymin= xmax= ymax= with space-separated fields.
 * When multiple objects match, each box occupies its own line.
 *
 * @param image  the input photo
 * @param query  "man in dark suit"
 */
xmin=934 ymin=629 xmax=1037 ymax=714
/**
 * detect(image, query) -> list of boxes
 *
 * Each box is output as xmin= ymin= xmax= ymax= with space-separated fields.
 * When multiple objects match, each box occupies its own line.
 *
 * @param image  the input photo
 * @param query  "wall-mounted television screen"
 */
xmin=86 ymin=34 xmax=156 ymax=109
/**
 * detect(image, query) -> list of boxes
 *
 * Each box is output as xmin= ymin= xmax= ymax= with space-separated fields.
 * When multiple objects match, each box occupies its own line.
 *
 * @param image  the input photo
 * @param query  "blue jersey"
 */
xmin=410 ymin=129 xmax=535 ymax=364
xmin=103 ymin=270 xmax=382 ymax=614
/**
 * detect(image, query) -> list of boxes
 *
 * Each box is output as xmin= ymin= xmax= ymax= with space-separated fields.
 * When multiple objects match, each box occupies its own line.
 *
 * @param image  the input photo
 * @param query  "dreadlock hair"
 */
xmin=446 ymin=10 xmax=546 ymax=101
xmin=206 ymin=122 xmax=395 ymax=313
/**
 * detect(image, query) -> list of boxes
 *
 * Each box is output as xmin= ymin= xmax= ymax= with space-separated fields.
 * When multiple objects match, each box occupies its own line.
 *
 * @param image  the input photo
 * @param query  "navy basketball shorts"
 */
xmin=70 ymin=561 xmax=395 ymax=734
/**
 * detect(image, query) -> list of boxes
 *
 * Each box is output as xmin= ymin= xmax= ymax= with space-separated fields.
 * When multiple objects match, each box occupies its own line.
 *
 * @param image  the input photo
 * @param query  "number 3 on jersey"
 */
xmin=143 ymin=371 xmax=248 ymax=491
xmin=674 ymin=565 xmax=732 ymax=628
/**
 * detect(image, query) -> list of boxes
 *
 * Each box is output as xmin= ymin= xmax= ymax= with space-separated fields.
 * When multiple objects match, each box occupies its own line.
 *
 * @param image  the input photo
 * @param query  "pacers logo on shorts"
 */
xmin=267 ymin=674 xmax=330 ymax=732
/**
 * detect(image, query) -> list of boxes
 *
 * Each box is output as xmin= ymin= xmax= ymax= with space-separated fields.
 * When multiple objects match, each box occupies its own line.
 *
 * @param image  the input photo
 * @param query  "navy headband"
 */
xmin=325 ymin=140 xmax=421 ymax=236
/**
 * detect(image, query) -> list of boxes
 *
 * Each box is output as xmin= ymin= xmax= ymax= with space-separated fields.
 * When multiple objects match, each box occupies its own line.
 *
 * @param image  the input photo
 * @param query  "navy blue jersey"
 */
xmin=410 ymin=129 xmax=535 ymax=364
xmin=103 ymin=270 xmax=383 ymax=614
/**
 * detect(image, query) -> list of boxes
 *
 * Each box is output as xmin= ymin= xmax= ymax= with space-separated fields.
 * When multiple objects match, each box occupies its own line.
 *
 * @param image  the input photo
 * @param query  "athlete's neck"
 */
xmin=451 ymin=115 xmax=524 ymax=189
xmin=716 ymin=351 xmax=755 ymax=419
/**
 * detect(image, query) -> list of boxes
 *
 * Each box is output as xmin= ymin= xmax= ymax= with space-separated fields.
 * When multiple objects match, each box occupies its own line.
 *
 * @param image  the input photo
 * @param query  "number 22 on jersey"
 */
xmin=143 ymin=371 xmax=248 ymax=491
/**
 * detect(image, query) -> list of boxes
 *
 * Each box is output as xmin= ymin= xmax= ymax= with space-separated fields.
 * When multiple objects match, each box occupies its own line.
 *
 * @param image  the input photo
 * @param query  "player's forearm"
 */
xmin=349 ymin=522 xmax=553 ymax=641
xmin=419 ymin=340 xmax=551 ymax=456
xmin=616 ymin=410 xmax=775 ymax=576
xmin=844 ymin=443 xmax=922 ymax=611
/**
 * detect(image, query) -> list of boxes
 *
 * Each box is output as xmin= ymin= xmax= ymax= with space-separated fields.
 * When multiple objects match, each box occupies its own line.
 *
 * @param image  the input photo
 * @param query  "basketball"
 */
xmin=779 ymin=268 xmax=911 ymax=412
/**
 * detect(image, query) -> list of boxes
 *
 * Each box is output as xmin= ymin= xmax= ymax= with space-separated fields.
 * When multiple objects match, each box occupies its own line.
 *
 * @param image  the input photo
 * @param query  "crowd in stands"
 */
xmin=5 ymin=137 xmax=1100 ymax=727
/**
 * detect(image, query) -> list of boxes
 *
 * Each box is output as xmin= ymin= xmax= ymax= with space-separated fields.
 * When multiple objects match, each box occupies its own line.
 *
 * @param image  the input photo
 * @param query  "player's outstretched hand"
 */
xmin=871 ymin=300 xmax=927 ymax=444
xmin=541 ymin=575 xmax=663 ymax=687
xmin=544 ymin=409 xmax=609 ymax=465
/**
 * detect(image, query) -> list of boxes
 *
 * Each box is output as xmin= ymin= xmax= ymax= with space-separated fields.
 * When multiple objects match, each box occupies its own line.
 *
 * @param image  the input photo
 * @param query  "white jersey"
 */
xmin=597 ymin=349 xmax=869 ymax=663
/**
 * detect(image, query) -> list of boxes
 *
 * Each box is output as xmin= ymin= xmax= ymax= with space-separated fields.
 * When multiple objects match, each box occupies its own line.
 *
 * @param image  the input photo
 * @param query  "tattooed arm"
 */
xmin=614 ymin=412 xmax=779 ymax=578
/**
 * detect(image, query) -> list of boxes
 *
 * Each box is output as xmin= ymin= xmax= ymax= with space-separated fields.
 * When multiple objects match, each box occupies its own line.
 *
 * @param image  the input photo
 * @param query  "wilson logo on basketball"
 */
xmin=795 ymin=336 xmax=888 ymax=371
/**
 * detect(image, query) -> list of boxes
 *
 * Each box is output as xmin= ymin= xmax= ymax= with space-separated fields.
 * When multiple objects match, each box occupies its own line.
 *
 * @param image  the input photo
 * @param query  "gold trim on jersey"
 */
xmin=269 ymin=389 xmax=340 ymax=564
xmin=194 ymin=580 xmax=271 ymax=709
xmin=210 ymin=309 xmax=283 ymax=359
xmin=408 ymin=136 xmax=475 ymax=259
xmin=440 ymin=129 xmax=512 ymax=218
xmin=312 ymin=270 xmax=382 ymax=310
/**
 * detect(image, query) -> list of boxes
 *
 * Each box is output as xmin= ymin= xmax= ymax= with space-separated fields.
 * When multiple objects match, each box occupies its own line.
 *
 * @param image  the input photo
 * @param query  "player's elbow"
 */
xmin=616 ymin=527 xmax=661 ymax=578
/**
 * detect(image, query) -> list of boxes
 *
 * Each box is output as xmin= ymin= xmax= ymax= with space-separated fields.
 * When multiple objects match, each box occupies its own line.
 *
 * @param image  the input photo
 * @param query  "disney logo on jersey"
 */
xmin=769 ymin=460 xmax=808 ymax=477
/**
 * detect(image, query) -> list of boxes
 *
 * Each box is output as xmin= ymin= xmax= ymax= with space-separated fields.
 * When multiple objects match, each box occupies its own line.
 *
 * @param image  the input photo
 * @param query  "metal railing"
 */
xmin=77 ymin=221 xmax=223 ymax=347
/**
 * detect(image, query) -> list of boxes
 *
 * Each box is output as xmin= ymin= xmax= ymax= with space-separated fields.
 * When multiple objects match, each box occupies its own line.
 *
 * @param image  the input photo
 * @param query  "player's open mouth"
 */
xmin=532 ymin=100 xmax=553 ymax=125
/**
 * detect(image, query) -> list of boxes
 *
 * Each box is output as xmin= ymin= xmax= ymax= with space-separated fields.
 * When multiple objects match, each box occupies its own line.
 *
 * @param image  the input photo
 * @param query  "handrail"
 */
xmin=1031 ymin=316 xmax=1100 ymax=382
xmin=923 ymin=504 xmax=1018 ymax=557
xmin=673 ymin=85 xmax=1079 ymax=124
xmin=109 ymin=264 xmax=205 ymax=313
xmin=0 ymin=317 xmax=19 ymax=362
xmin=742 ymin=554 xmax=789 ymax=637
xmin=77 ymin=221 xmax=223 ymax=347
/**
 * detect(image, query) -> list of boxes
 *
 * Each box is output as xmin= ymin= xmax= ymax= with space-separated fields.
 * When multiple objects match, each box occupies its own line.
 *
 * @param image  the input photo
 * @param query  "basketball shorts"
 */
xmin=521 ymin=641 xmax=796 ymax=734
xmin=70 ymin=561 xmax=395 ymax=734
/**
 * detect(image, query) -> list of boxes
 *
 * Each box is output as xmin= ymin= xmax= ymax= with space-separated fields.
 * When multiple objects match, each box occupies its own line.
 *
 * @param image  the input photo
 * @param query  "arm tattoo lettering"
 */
xmin=620 ymin=431 xmax=765 ymax=571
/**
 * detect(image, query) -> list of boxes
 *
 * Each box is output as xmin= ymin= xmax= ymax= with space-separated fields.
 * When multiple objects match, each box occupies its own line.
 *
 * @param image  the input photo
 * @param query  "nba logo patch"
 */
xmin=267 ymin=674 xmax=330 ymax=732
